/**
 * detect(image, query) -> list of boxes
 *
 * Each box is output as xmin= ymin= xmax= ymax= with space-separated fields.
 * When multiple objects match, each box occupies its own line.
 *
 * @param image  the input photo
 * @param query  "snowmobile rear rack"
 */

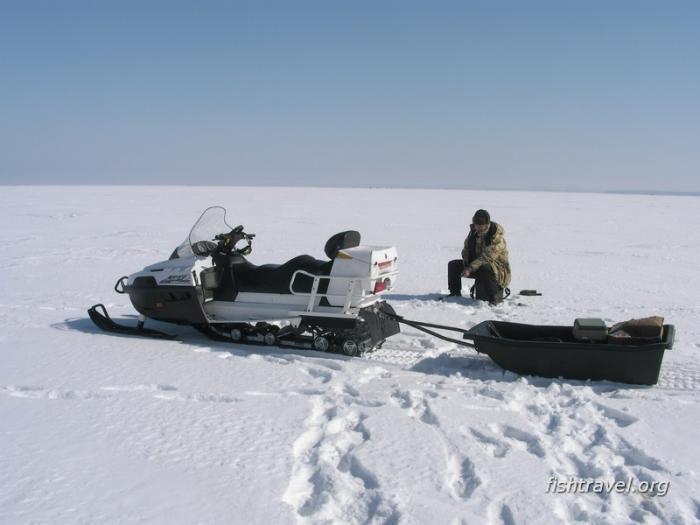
xmin=289 ymin=268 xmax=399 ymax=315
xmin=87 ymin=304 xmax=176 ymax=339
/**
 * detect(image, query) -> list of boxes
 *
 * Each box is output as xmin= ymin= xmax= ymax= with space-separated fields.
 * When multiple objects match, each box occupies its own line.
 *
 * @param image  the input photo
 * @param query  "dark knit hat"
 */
xmin=472 ymin=209 xmax=491 ymax=225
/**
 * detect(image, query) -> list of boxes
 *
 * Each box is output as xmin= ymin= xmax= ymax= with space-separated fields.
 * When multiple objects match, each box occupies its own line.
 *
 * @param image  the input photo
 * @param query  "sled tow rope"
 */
xmin=379 ymin=311 xmax=476 ymax=349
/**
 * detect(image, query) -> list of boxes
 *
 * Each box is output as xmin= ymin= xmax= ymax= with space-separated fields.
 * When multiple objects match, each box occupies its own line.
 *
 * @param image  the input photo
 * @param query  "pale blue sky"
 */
xmin=1 ymin=1 xmax=698 ymax=192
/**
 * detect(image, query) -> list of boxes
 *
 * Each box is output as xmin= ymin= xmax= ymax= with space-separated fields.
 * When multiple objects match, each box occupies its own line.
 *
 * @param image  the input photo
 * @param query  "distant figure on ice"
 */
xmin=447 ymin=209 xmax=511 ymax=304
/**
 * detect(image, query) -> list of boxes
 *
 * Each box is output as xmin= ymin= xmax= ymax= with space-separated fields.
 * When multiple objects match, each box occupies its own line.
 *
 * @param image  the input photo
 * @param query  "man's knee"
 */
xmin=472 ymin=265 xmax=495 ymax=279
xmin=448 ymin=259 xmax=464 ymax=270
xmin=448 ymin=259 xmax=465 ymax=278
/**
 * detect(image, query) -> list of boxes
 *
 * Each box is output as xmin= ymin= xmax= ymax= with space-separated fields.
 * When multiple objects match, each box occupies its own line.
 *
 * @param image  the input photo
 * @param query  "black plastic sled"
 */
xmin=384 ymin=313 xmax=674 ymax=385
xmin=464 ymin=320 xmax=675 ymax=385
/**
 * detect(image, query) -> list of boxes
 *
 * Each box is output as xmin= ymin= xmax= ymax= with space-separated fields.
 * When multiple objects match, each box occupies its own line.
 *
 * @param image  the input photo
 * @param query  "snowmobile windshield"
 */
xmin=174 ymin=206 xmax=233 ymax=258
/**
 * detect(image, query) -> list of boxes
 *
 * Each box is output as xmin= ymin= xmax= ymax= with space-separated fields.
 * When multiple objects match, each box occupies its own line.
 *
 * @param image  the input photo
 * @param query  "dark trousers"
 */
xmin=448 ymin=259 xmax=502 ymax=302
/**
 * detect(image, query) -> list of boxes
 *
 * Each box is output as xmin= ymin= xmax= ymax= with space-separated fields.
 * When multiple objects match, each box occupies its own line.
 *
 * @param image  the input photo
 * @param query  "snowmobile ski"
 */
xmin=88 ymin=304 xmax=176 ymax=339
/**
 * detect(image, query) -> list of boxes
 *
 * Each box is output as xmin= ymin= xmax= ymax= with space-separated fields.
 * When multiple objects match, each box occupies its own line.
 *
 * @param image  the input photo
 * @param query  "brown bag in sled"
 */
xmin=608 ymin=316 xmax=664 ymax=344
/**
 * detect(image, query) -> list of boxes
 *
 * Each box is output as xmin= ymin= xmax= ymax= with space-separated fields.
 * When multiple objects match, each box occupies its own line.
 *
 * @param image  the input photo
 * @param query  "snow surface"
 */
xmin=1 ymin=186 xmax=700 ymax=524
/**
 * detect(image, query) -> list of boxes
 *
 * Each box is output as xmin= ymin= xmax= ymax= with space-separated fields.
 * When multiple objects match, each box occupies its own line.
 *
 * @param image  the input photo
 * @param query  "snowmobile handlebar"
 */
xmin=214 ymin=226 xmax=255 ymax=256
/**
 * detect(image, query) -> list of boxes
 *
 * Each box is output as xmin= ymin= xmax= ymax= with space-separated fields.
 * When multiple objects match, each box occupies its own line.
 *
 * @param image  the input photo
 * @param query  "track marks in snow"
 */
xmin=466 ymin=424 xmax=545 ymax=460
xmin=476 ymin=384 xmax=505 ymax=401
xmin=364 ymin=345 xmax=426 ymax=368
xmin=499 ymin=503 xmax=516 ymax=525
xmin=389 ymin=386 xmax=482 ymax=502
xmin=474 ymin=381 xmax=675 ymax=523
xmin=657 ymin=360 xmax=700 ymax=391
xmin=0 ymin=383 xmax=242 ymax=404
xmin=101 ymin=384 xmax=242 ymax=404
xmin=300 ymin=367 xmax=334 ymax=383
xmin=616 ymin=437 xmax=665 ymax=472
xmin=101 ymin=383 xmax=178 ymax=393
xmin=445 ymin=455 xmax=480 ymax=500
xmin=468 ymin=428 xmax=509 ymax=458
xmin=284 ymin=378 xmax=399 ymax=524
xmin=245 ymin=353 xmax=294 ymax=365
xmin=0 ymin=385 xmax=110 ymax=400
xmin=358 ymin=366 xmax=392 ymax=384
xmin=389 ymin=388 xmax=438 ymax=425
xmin=153 ymin=392 xmax=242 ymax=403
xmin=692 ymin=499 xmax=700 ymax=521
xmin=501 ymin=425 xmax=546 ymax=458
xmin=591 ymin=401 xmax=639 ymax=427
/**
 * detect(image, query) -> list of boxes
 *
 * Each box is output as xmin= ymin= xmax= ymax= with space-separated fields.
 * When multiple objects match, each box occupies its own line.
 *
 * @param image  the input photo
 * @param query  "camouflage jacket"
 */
xmin=460 ymin=222 xmax=511 ymax=288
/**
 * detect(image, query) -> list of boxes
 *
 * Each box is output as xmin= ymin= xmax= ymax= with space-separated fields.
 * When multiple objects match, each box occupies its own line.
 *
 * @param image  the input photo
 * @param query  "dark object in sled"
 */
xmin=464 ymin=320 xmax=674 ymax=385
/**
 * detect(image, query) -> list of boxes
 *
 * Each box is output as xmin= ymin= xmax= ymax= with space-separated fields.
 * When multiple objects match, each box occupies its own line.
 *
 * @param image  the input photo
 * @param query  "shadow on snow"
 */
xmin=57 ymin=315 xmax=646 ymax=392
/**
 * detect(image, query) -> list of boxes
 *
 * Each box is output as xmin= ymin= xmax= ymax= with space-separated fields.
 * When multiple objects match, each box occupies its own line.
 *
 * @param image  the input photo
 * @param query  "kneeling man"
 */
xmin=447 ymin=209 xmax=511 ymax=304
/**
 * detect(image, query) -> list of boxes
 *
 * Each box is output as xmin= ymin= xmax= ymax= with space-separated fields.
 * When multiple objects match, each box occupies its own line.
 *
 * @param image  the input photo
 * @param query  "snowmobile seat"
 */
xmin=233 ymin=255 xmax=333 ymax=294
xmin=324 ymin=230 xmax=360 ymax=259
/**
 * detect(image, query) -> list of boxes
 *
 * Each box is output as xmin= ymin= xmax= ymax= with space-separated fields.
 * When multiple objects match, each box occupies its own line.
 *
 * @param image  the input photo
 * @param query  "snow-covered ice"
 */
xmin=1 ymin=186 xmax=699 ymax=524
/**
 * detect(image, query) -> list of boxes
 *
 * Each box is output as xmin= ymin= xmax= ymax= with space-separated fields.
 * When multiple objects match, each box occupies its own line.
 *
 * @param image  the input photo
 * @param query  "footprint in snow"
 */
xmin=468 ymin=427 xmax=509 ymax=458
xmin=444 ymin=452 xmax=482 ymax=501
xmin=358 ymin=366 xmax=392 ymax=384
xmin=332 ymin=382 xmax=360 ymax=398
xmin=692 ymin=499 xmax=700 ymax=521
xmin=389 ymin=388 xmax=412 ymax=409
xmin=477 ymin=384 xmax=505 ymax=401
xmin=592 ymin=401 xmax=639 ymax=427
xmin=500 ymin=424 xmax=546 ymax=458
xmin=301 ymin=367 xmax=334 ymax=383
xmin=284 ymin=398 xmax=399 ymax=523
xmin=499 ymin=503 xmax=516 ymax=525
xmin=617 ymin=436 xmax=666 ymax=472
xmin=389 ymin=387 xmax=438 ymax=425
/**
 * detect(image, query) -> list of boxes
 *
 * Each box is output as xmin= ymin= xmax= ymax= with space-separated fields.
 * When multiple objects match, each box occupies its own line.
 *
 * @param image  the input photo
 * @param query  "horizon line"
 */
xmin=1 ymin=183 xmax=699 ymax=197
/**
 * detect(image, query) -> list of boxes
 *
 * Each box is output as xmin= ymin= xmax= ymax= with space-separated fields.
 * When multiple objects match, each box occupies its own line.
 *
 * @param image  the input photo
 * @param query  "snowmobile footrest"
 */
xmin=88 ymin=304 xmax=176 ymax=339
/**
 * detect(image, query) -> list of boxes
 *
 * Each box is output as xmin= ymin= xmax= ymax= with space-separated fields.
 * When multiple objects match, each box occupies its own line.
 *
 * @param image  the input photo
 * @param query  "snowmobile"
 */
xmin=88 ymin=206 xmax=400 ymax=355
